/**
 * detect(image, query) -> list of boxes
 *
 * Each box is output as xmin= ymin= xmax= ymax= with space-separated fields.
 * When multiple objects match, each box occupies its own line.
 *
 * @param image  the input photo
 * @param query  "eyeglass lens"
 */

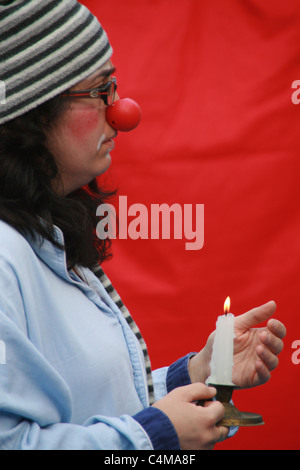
xmin=106 ymin=79 xmax=117 ymax=105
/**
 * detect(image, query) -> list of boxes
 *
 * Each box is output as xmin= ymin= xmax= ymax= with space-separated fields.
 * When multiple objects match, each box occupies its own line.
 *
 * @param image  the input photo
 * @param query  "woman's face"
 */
xmin=47 ymin=60 xmax=118 ymax=195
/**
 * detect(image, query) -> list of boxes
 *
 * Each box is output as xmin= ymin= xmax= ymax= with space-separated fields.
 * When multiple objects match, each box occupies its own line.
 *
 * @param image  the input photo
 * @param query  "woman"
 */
xmin=0 ymin=0 xmax=285 ymax=450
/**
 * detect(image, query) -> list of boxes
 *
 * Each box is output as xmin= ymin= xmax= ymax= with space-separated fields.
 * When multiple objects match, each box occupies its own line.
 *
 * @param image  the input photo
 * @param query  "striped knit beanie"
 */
xmin=0 ymin=0 xmax=113 ymax=125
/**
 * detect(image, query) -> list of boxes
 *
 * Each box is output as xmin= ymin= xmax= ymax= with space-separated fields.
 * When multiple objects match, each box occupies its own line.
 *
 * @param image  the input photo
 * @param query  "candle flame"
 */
xmin=224 ymin=296 xmax=231 ymax=315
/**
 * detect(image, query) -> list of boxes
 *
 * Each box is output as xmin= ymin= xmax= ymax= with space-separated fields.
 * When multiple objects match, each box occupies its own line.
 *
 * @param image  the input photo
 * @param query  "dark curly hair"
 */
xmin=0 ymin=95 xmax=116 ymax=270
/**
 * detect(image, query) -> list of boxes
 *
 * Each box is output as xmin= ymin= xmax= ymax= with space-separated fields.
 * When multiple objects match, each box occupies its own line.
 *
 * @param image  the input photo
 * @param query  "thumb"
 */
xmin=235 ymin=300 xmax=276 ymax=333
xmin=178 ymin=382 xmax=216 ymax=403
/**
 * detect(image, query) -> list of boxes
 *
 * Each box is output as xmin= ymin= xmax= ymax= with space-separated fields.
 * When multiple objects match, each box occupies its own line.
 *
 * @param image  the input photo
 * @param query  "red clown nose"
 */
xmin=106 ymin=98 xmax=142 ymax=132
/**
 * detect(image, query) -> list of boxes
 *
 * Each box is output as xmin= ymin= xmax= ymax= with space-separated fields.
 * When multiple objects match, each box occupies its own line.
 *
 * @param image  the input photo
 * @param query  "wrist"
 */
xmin=133 ymin=407 xmax=180 ymax=450
xmin=188 ymin=350 xmax=210 ymax=384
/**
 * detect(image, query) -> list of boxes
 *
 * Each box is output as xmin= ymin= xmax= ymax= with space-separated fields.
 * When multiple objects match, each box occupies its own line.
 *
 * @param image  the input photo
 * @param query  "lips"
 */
xmin=102 ymin=138 xmax=115 ymax=151
xmin=97 ymin=132 xmax=117 ymax=151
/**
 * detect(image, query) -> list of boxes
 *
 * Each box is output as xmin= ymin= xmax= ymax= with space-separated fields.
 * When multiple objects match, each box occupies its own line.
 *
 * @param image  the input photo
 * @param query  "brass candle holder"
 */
xmin=197 ymin=383 xmax=264 ymax=427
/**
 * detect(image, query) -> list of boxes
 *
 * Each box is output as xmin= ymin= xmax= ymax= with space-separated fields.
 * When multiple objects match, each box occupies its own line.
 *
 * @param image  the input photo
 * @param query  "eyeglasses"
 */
xmin=62 ymin=77 xmax=117 ymax=106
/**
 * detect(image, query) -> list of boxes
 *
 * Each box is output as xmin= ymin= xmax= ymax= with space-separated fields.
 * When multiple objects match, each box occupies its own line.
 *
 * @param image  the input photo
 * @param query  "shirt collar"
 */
xmin=25 ymin=223 xmax=70 ymax=281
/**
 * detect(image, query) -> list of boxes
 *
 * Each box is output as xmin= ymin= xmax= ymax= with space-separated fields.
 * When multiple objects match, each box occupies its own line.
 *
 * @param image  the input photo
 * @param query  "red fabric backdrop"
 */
xmin=82 ymin=0 xmax=300 ymax=450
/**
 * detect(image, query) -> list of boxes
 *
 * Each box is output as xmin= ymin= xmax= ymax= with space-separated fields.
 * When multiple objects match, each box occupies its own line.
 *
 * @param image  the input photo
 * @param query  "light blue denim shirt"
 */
xmin=0 ymin=220 xmax=192 ymax=449
xmin=0 ymin=221 xmax=237 ymax=449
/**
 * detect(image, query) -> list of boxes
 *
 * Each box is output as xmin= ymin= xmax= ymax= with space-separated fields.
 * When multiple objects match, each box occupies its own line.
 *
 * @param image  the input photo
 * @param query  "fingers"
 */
xmin=180 ymin=382 xmax=217 ymax=403
xmin=259 ymin=326 xmax=284 ymax=356
xmin=256 ymin=344 xmax=279 ymax=372
xmin=256 ymin=319 xmax=286 ymax=375
xmin=267 ymin=318 xmax=286 ymax=340
xmin=235 ymin=301 xmax=277 ymax=333
xmin=254 ymin=357 xmax=271 ymax=385
xmin=184 ymin=384 xmax=227 ymax=431
xmin=203 ymin=399 xmax=225 ymax=423
xmin=153 ymin=383 xmax=228 ymax=450
xmin=201 ymin=400 xmax=227 ymax=447
xmin=216 ymin=425 xmax=229 ymax=442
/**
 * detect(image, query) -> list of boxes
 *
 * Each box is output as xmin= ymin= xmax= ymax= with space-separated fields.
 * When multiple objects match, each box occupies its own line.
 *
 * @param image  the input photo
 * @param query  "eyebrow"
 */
xmin=87 ymin=66 xmax=116 ymax=87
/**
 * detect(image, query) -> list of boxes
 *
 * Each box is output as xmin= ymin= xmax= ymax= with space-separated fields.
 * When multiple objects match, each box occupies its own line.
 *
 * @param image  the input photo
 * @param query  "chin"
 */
xmin=96 ymin=152 xmax=112 ymax=176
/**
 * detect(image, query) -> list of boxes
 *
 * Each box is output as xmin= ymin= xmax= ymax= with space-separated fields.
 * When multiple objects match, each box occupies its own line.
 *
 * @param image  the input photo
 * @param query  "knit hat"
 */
xmin=0 ymin=0 xmax=113 ymax=125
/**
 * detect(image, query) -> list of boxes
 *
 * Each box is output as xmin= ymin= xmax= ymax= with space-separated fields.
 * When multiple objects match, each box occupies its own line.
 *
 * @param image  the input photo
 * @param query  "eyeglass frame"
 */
xmin=62 ymin=77 xmax=117 ymax=106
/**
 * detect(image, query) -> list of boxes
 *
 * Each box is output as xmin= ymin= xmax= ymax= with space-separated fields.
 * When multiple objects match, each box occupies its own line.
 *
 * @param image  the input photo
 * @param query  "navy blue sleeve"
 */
xmin=133 ymin=406 xmax=180 ymax=450
xmin=132 ymin=354 xmax=197 ymax=450
xmin=166 ymin=352 xmax=197 ymax=393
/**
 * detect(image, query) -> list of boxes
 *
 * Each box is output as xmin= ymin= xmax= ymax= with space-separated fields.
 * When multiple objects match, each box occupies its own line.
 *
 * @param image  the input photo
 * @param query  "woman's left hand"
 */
xmin=189 ymin=301 xmax=286 ymax=389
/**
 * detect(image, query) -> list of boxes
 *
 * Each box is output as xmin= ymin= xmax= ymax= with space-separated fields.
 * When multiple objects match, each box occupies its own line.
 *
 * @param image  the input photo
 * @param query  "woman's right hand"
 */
xmin=152 ymin=383 xmax=228 ymax=450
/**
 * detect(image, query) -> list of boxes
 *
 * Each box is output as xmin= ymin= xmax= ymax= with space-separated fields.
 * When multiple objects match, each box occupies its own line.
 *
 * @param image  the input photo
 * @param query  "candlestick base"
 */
xmin=197 ymin=384 xmax=264 ymax=427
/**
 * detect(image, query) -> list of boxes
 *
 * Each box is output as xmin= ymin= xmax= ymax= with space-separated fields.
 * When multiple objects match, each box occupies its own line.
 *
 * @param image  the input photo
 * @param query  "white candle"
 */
xmin=206 ymin=297 xmax=235 ymax=385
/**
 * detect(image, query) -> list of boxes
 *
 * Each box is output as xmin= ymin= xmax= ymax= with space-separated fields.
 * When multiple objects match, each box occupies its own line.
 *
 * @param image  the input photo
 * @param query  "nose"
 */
xmin=106 ymin=96 xmax=142 ymax=132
